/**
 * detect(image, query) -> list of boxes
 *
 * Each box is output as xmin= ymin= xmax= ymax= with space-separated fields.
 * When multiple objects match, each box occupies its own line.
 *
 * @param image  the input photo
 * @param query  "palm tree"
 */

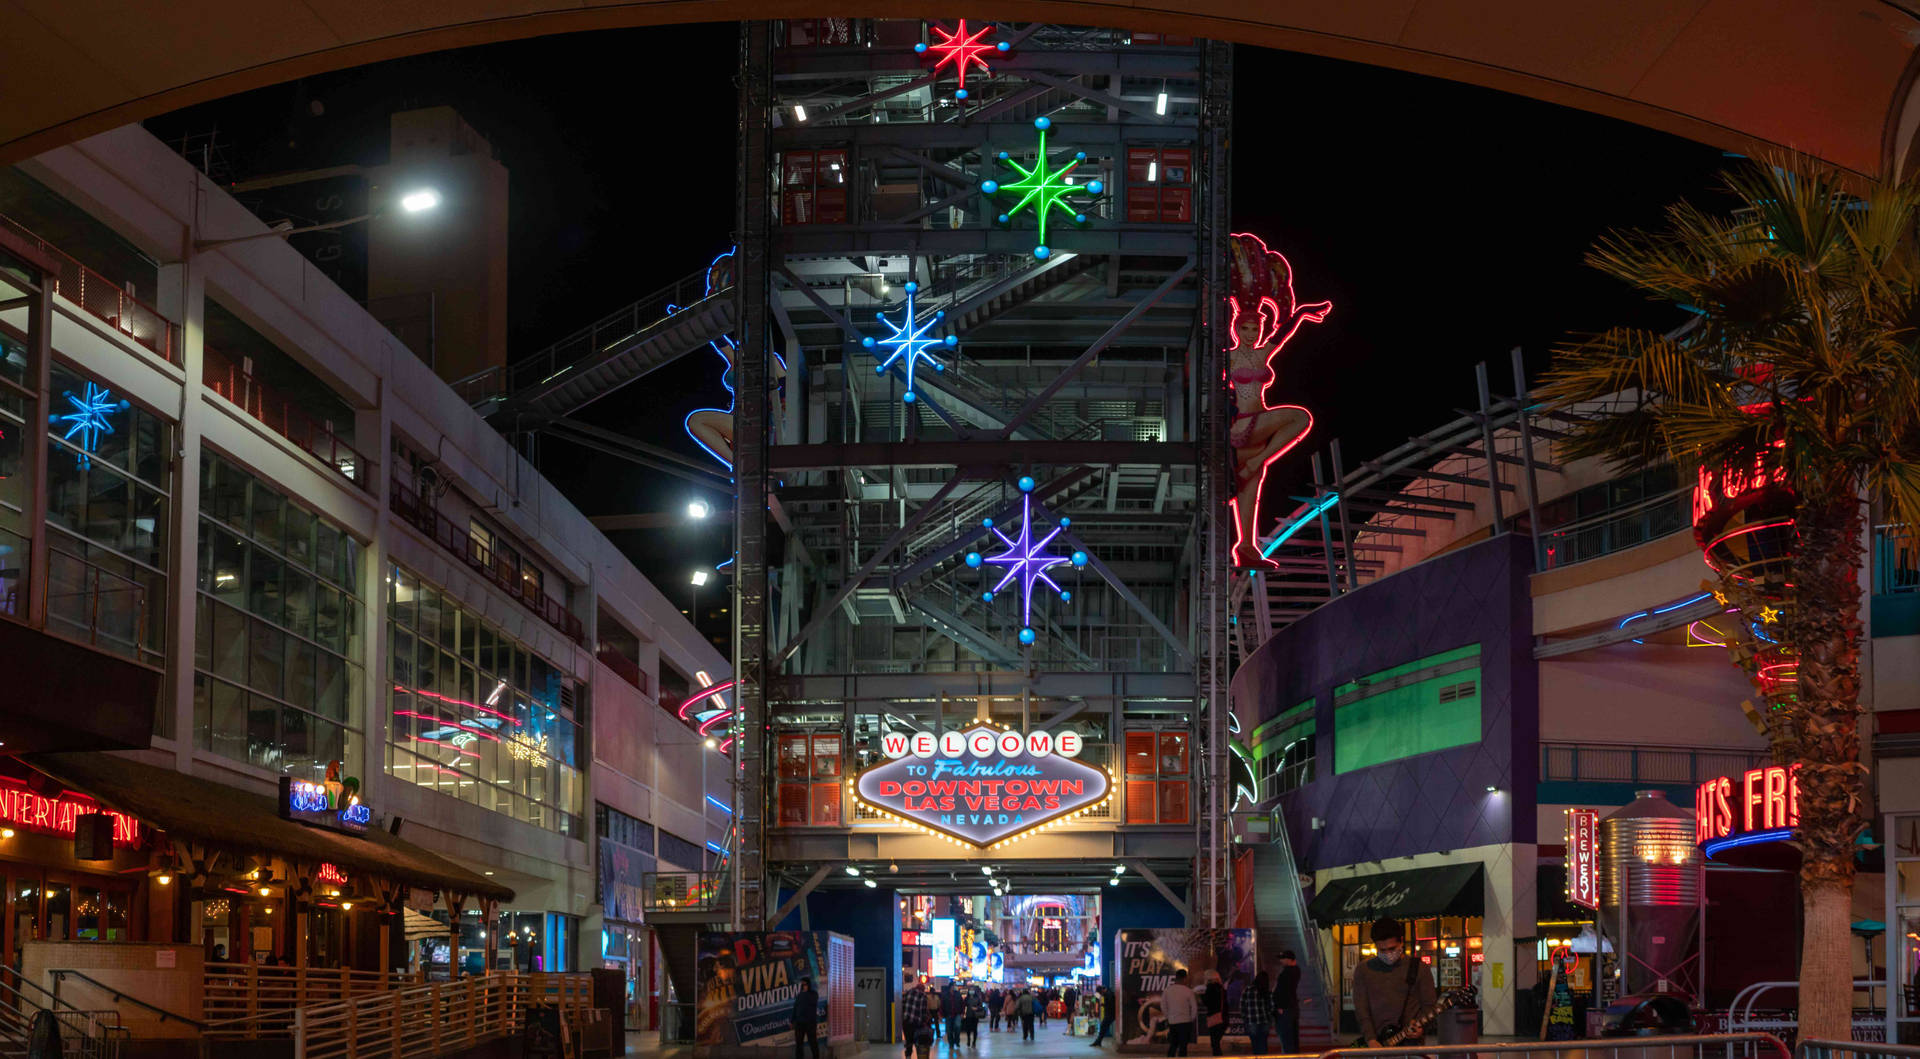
xmin=1538 ymin=157 xmax=1920 ymax=1041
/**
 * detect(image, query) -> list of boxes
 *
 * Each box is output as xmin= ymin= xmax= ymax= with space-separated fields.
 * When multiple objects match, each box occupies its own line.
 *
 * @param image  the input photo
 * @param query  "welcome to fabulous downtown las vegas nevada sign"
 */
xmin=853 ymin=724 xmax=1112 ymax=848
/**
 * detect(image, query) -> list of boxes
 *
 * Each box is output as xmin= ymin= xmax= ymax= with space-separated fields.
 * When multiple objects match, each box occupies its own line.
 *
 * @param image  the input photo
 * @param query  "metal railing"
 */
xmin=203 ymin=963 xmax=423 ymax=1038
xmin=0 ymin=973 xmax=125 ymax=1059
xmin=389 ymin=478 xmax=586 ymax=643
xmin=44 ymin=542 xmax=151 ymax=664
xmin=450 ymin=264 xmax=720 ymax=407
xmin=1541 ymin=743 xmax=1771 ymax=787
xmin=1728 ymin=980 xmax=1889 ymax=1043
xmin=0 ymin=523 xmax=28 ymax=620
xmin=641 ymin=870 xmax=730 ymax=914
xmin=203 ymin=344 xmax=368 ymax=488
xmin=1533 ymin=484 xmax=1692 ymax=571
xmin=1802 ymin=1039 xmax=1920 ymax=1059
xmin=293 ymin=971 xmax=591 ymax=1059
xmin=0 ymin=212 xmax=180 ymax=364
xmin=1309 ymin=1034 xmax=1790 ymax=1059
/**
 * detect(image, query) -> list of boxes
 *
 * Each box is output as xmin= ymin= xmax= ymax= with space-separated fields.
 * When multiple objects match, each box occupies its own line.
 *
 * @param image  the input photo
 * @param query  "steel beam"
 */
xmin=1124 ymin=857 xmax=1193 ymax=923
xmin=774 ymin=475 xmax=964 ymax=666
xmin=770 ymin=440 xmax=1194 ymax=470
xmin=767 ymin=862 xmax=837 ymax=927
xmin=995 ymin=258 xmax=1194 ymax=438
xmin=543 ymin=417 xmax=733 ymax=488
xmin=1017 ymin=69 xmax=1170 ymax=122
xmin=1052 ymin=519 xmax=1192 ymax=666
xmin=732 ymin=19 xmax=773 ymax=932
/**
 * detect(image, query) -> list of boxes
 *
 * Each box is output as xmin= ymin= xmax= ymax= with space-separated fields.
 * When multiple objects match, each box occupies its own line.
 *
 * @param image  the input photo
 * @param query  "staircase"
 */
xmin=455 ymin=263 xmax=736 ymax=423
xmin=1249 ymin=832 xmax=1336 ymax=1050
xmin=0 ymin=975 xmax=125 ymax=1059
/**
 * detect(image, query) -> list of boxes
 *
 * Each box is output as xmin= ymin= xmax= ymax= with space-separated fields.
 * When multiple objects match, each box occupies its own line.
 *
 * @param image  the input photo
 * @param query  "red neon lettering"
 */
xmin=878 ymin=781 xmax=902 ymax=797
xmin=1743 ymin=768 xmax=1765 ymax=832
xmin=1226 ymin=232 xmax=1329 ymax=570
xmin=1788 ymin=763 xmax=1801 ymax=826
xmin=1714 ymin=778 xmax=1732 ymax=838
xmin=1764 ymin=766 xmax=1788 ymax=829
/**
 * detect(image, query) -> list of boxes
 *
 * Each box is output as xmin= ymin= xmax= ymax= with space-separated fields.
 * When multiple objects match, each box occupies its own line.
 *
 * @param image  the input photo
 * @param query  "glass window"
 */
xmin=194 ymin=449 xmax=363 ymax=777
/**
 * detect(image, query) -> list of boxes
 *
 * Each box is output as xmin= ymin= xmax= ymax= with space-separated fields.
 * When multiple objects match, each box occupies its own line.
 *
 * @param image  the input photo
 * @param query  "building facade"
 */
xmin=0 ymin=123 xmax=730 ymax=998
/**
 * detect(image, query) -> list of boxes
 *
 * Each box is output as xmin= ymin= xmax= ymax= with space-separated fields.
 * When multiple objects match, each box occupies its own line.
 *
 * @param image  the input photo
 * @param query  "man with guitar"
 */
xmin=1352 ymin=918 xmax=1437 ymax=1048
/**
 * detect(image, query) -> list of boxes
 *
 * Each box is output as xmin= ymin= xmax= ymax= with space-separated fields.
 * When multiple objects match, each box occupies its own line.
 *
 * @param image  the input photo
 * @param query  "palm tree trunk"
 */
xmin=1789 ymin=492 xmax=1866 ymax=1042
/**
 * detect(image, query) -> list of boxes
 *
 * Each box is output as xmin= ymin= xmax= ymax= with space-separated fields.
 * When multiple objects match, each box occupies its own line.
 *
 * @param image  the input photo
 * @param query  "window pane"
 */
xmin=1158 ymin=780 xmax=1190 ymax=823
xmin=247 ymin=693 xmax=280 ymax=770
xmin=211 ymin=600 xmax=247 ymax=682
xmin=286 ymin=638 xmax=317 ymax=709
xmin=283 ymin=569 xmax=314 ymax=639
xmin=391 ymin=566 xmax=417 ymax=629
xmin=1125 ymin=732 xmax=1156 ymax=776
xmin=315 ymin=653 xmax=346 ymax=722
xmin=250 ymin=486 xmax=284 ymax=549
xmin=284 ymin=505 xmax=313 ymax=567
xmin=314 ymin=523 xmax=340 ymax=586
xmin=1158 ymin=733 xmax=1188 ymax=776
xmin=249 ymin=553 xmax=284 ymax=626
xmin=315 ymin=585 xmax=344 ymax=653
xmin=249 ymin=619 xmax=285 ymax=699
xmin=208 ymin=528 xmax=246 ymax=603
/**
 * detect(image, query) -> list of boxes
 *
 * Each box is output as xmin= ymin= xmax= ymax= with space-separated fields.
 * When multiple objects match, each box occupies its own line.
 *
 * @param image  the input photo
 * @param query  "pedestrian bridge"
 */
xmin=3 ymin=3 xmax=1919 ymax=179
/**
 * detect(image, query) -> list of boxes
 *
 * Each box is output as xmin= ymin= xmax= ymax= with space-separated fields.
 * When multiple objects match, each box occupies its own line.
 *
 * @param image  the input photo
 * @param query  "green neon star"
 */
xmin=981 ymin=117 xmax=1103 ymax=259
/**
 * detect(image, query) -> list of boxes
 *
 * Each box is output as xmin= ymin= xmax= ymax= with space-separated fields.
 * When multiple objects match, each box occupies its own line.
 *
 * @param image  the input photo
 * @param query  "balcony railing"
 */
xmin=1532 ymin=485 xmax=1691 ymax=571
xmin=1540 ymin=742 xmax=1770 ymax=787
xmin=202 ymin=344 xmax=367 ymax=488
xmin=595 ymin=647 xmax=650 ymax=695
xmin=0 ymin=212 xmax=179 ymax=364
xmin=640 ymin=870 xmax=729 ymax=914
xmin=389 ymin=478 xmax=586 ymax=644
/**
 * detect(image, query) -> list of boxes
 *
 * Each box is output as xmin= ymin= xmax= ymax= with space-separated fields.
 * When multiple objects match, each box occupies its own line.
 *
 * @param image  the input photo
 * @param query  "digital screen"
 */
xmin=930 ymin=918 xmax=956 ymax=977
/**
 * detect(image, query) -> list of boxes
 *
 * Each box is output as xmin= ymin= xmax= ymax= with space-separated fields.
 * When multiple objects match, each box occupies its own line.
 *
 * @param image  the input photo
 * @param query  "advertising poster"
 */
xmin=698 ymin=932 xmax=847 ymax=1047
xmin=1117 ymin=928 xmax=1256 ymax=1049
xmin=930 ymin=918 xmax=956 ymax=978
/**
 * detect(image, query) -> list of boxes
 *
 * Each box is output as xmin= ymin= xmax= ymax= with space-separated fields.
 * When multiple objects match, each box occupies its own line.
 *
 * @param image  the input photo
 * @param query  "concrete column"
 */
xmin=157 ymin=242 xmax=205 ymax=766
xmin=1478 ymin=842 xmax=1536 ymax=1036
xmin=357 ymin=375 xmax=391 ymax=825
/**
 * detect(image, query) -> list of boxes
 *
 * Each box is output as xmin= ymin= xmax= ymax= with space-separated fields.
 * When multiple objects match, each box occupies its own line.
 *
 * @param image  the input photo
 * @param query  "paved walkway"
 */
xmin=626 ymin=1023 xmax=1141 ymax=1059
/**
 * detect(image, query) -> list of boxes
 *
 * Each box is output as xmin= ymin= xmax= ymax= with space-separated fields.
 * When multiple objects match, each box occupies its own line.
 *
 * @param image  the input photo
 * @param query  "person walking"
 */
xmin=963 ymin=987 xmax=983 ymax=1048
xmin=1089 ymin=984 xmax=1116 ymax=1047
xmin=1275 ymin=952 xmax=1302 ymax=1054
xmin=1037 ymin=987 xmax=1049 ymax=1030
xmin=1064 ymin=985 xmax=1080 ymax=1035
xmin=902 ymin=978 xmax=933 ymax=1059
xmin=1241 ymin=972 xmax=1276 ymax=1056
xmin=989 ymin=988 xmax=1003 ymax=1032
xmin=1202 ymin=971 xmax=1228 ymax=1056
xmin=944 ymin=985 xmax=963 ymax=1050
xmin=1351 ymin=919 xmax=1436 ymax=1048
xmin=791 ymin=976 xmax=823 ymax=1059
xmin=1003 ymin=989 xmax=1020 ymax=1033
xmin=1162 ymin=969 xmax=1198 ymax=1058
xmin=1017 ymin=988 xmax=1038 ymax=1041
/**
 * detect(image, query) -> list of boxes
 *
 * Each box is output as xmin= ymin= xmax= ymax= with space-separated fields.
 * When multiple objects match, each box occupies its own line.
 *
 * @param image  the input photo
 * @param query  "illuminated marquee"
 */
xmin=1564 ymin=809 xmax=1599 ymax=911
xmin=280 ymin=776 xmax=371 ymax=834
xmin=0 ymin=780 xmax=139 ymax=844
xmin=1694 ymin=763 xmax=1799 ymax=858
xmin=854 ymin=724 xmax=1109 ymax=847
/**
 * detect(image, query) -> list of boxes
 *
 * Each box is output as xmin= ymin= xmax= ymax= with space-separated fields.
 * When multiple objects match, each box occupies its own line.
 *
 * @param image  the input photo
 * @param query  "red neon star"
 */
xmin=921 ymin=20 xmax=999 ymax=94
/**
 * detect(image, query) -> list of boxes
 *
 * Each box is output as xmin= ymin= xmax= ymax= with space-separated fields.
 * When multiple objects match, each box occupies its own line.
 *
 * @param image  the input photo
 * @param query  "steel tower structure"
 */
xmin=724 ymin=19 xmax=1235 ymax=926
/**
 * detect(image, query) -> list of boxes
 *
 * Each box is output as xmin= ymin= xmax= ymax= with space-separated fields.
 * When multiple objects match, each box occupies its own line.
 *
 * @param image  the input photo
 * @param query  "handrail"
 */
xmin=1314 ymin=1033 xmax=1792 ymax=1059
xmin=1 ymin=971 xmax=109 ymax=1018
xmin=47 ymin=968 xmax=206 ymax=1029
xmin=1728 ymin=979 xmax=1886 ymax=1032
xmin=1802 ymin=1040 xmax=1920 ymax=1058
xmin=389 ymin=477 xmax=585 ymax=643
xmin=203 ymin=343 xmax=368 ymax=489
xmin=0 ymin=212 xmax=180 ymax=364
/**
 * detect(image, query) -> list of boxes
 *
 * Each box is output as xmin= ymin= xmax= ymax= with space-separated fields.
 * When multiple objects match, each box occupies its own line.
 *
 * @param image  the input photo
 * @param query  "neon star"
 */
xmin=965 ymin=476 xmax=1089 ymax=645
xmin=982 ymin=117 xmax=1103 ymax=259
xmin=51 ymin=381 xmax=129 ymax=469
xmin=915 ymin=20 xmax=1009 ymax=99
xmin=858 ymin=280 xmax=957 ymax=404
xmin=1712 ymin=590 xmax=1729 ymax=606
xmin=1758 ymin=605 xmax=1781 ymax=624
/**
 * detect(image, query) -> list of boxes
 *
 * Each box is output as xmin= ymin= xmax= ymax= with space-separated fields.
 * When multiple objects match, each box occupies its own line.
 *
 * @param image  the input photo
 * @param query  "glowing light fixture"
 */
xmin=968 ymin=477 xmax=1087 ymax=644
xmin=844 ymin=865 xmax=863 ymax=877
xmin=690 ymin=569 xmax=711 ymax=587
xmin=864 ymin=877 xmax=878 ymax=888
xmin=856 ymin=280 xmax=956 ymax=404
xmin=399 ymin=189 xmax=441 ymax=213
xmin=915 ymin=20 xmax=1008 ymax=98
xmin=982 ymin=117 xmax=1103 ymax=259
xmin=687 ymin=499 xmax=712 ymax=520
xmin=794 ymin=105 xmax=808 ymax=123
xmin=52 ymin=382 xmax=129 ymax=469
xmin=1155 ymin=89 xmax=1168 ymax=115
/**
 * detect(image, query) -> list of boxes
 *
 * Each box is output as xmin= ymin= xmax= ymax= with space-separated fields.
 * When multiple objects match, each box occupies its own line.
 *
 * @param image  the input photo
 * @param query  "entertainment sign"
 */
xmin=1694 ymin=763 xmax=1799 ymax=858
xmin=1564 ymin=809 xmax=1599 ymax=911
xmin=279 ymin=777 xmax=372 ymax=834
xmin=853 ymin=725 xmax=1110 ymax=848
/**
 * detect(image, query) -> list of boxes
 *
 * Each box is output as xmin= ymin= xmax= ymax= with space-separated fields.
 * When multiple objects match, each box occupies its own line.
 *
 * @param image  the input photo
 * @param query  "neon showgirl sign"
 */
xmin=1227 ymin=232 xmax=1330 ymax=569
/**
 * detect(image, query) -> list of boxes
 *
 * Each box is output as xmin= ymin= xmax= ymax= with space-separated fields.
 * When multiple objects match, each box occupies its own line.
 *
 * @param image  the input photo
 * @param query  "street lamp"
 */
xmin=691 ymin=570 xmax=711 ymax=587
xmin=687 ymin=499 xmax=712 ymax=520
xmin=196 ymin=184 xmax=443 ymax=250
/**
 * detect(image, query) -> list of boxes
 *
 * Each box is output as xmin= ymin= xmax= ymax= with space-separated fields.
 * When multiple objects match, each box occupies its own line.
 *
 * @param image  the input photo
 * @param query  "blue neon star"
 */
xmin=964 ymin=476 xmax=1089 ymax=644
xmin=860 ymin=281 xmax=957 ymax=404
xmin=51 ymin=382 xmax=129 ymax=469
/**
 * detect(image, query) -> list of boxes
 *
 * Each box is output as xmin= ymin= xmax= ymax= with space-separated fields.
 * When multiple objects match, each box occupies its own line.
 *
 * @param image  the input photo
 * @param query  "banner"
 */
xmin=698 ymin=932 xmax=847 ymax=1047
xmin=1116 ymin=928 xmax=1256 ymax=1046
xmin=1564 ymin=809 xmax=1599 ymax=911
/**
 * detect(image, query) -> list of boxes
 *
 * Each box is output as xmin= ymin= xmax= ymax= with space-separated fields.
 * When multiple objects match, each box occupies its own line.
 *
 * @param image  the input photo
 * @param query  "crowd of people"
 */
xmin=897 ymin=977 xmax=1118 ymax=1056
xmin=1154 ymin=951 xmax=1303 ymax=1057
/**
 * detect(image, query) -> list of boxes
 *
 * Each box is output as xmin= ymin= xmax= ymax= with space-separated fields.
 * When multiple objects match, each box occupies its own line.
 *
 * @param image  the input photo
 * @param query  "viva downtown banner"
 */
xmin=697 ymin=932 xmax=840 ymax=1047
xmin=1117 ymin=928 xmax=1257 ymax=1047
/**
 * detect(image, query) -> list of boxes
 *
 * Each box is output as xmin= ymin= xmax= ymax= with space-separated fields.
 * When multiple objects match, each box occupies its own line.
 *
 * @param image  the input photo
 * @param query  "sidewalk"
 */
xmin=626 ymin=1023 xmax=1131 ymax=1059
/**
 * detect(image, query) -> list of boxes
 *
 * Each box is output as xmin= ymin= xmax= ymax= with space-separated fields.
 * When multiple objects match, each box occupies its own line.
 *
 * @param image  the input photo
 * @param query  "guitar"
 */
xmin=1357 ymin=986 xmax=1479 ymax=1047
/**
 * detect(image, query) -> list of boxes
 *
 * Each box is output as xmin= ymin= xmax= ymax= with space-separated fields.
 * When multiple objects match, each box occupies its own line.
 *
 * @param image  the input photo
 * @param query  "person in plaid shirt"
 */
xmin=901 ymin=978 xmax=932 ymax=1059
xmin=1241 ymin=971 xmax=1277 ymax=1055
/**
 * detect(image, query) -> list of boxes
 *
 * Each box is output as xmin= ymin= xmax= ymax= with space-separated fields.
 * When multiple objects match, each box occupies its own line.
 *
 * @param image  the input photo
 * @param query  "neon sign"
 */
xmin=1564 ymin=809 xmax=1599 ymax=911
xmin=1695 ymin=764 xmax=1799 ymax=858
xmin=855 ymin=724 xmax=1108 ymax=847
xmin=51 ymin=382 xmax=130 ymax=469
xmin=280 ymin=776 xmax=371 ymax=834
xmin=1226 ymin=233 xmax=1329 ymax=570
xmin=915 ymin=20 xmax=1009 ymax=100
xmin=317 ymin=862 xmax=349 ymax=886
xmin=966 ymin=476 xmax=1088 ymax=645
xmin=982 ymin=117 xmax=1103 ymax=260
xmin=0 ymin=780 xmax=139 ymax=844
xmin=1692 ymin=441 xmax=1790 ymax=532
xmin=857 ymin=280 xmax=956 ymax=404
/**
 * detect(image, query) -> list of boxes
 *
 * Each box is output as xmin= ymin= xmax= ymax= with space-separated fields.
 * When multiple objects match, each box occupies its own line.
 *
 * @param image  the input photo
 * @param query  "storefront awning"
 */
xmin=26 ymin=752 xmax=513 ymax=902
xmin=1307 ymin=863 xmax=1484 ymax=924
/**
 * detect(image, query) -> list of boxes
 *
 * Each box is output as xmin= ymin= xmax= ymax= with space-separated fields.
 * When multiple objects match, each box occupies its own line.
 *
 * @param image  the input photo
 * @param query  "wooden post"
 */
xmin=447 ymin=893 xmax=466 ymax=978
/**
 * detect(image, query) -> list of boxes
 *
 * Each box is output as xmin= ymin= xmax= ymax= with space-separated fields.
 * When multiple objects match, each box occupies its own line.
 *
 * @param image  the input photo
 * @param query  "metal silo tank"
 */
xmin=1599 ymin=790 xmax=1704 ymax=1001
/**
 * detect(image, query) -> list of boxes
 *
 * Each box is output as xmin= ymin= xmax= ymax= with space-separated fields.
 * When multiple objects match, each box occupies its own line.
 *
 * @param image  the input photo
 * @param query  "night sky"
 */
xmin=143 ymin=23 xmax=1729 ymax=617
